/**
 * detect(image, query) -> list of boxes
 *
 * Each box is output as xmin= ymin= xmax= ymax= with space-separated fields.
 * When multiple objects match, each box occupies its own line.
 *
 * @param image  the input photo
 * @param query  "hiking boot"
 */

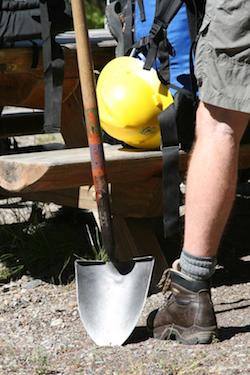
xmin=147 ymin=261 xmax=218 ymax=344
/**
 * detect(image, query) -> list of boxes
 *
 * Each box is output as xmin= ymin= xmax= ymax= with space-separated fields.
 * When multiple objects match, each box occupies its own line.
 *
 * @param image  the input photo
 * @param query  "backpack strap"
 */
xmin=106 ymin=1 xmax=125 ymax=56
xmin=159 ymin=103 xmax=180 ymax=237
xmin=137 ymin=0 xmax=146 ymax=22
xmin=105 ymin=0 xmax=134 ymax=57
xmin=160 ymin=88 xmax=197 ymax=237
xmin=143 ymin=0 xmax=183 ymax=84
xmin=40 ymin=0 xmax=64 ymax=133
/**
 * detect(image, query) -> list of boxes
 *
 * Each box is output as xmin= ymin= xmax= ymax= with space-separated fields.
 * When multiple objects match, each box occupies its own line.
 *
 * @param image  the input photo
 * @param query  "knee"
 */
xmin=195 ymin=103 xmax=247 ymax=146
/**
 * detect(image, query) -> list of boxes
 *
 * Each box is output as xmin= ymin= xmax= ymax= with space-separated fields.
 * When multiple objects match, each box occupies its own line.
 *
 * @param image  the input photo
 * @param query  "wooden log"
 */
xmin=124 ymin=217 xmax=168 ymax=289
xmin=1 ymin=143 xmax=250 ymax=194
xmin=60 ymin=84 xmax=88 ymax=148
xmin=0 ymin=145 xmax=167 ymax=192
xmin=0 ymin=29 xmax=115 ymax=115
xmin=0 ymin=30 xmax=115 ymax=78
xmin=112 ymin=177 xmax=163 ymax=217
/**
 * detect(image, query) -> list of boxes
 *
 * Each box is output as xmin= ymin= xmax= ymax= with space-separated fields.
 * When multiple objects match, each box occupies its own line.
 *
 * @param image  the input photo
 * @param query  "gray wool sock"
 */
xmin=180 ymin=250 xmax=217 ymax=281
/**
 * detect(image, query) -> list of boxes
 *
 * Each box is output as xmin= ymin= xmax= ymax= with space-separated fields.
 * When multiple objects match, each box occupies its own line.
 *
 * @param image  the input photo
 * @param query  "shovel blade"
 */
xmin=75 ymin=256 xmax=154 ymax=346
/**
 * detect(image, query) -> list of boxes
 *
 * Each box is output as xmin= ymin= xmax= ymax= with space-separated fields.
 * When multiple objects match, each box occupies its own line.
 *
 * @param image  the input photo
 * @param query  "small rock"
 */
xmin=50 ymin=318 xmax=63 ymax=327
xmin=23 ymin=279 xmax=43 ymax=290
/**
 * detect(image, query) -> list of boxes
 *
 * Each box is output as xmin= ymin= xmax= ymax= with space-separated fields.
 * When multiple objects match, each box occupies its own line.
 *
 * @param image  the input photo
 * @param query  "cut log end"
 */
xmin=0 ymin=161 xmax=48 ymax=192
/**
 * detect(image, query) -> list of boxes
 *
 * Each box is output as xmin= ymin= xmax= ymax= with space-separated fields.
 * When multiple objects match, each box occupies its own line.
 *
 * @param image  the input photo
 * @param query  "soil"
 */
xmin=0 ymin=188 xmax=250 ymax=374
xmin=0 ymin=270 xmax=249 ymax=375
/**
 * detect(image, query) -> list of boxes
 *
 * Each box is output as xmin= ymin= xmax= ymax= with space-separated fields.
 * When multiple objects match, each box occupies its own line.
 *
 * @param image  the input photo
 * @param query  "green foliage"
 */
xmin=86 ymin=1 xmax=105 ymax=29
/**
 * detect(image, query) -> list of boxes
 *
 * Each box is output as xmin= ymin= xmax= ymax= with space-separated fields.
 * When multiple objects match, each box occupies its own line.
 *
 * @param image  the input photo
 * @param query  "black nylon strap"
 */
xmin=143 ymin=0 xmax=183 ymax=80
xmin=137 ymin=0 xmax=146 ymax=22
xmin=123 ymin=0 xmax=134 ymax=54
xmin=40 ymin=0 xmax=64 ymax=133
xmin=31 ymin=41 xmax=39 ymax=69
xmin=155 ymin=0 xmax=183 ymax=26
xmin=106 ymin=1 xmax=126 ymax=56
xmin=159 ymin=103 xmax=180 ymax=237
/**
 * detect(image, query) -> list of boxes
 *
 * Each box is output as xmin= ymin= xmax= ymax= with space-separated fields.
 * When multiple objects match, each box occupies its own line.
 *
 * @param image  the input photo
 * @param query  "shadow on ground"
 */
xmin=0 ymin=205 xmax=100 ymax=284
xmin=219 ymin=325 xmax=250 ymax=341
xmin=212 ymin=195 xmax=250 ymax=287
xmin=1 ymin=192 xmax=250 ymax=286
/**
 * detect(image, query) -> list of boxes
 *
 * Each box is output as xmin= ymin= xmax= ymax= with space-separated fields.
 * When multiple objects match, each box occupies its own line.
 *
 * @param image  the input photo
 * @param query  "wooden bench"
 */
xmin=1 ymin=30 xmax=250 ymax=286
xmin=1 ymin=143 xmax=250 ymax=287
xmin=0 ymin=29 xmax=115 ymax=147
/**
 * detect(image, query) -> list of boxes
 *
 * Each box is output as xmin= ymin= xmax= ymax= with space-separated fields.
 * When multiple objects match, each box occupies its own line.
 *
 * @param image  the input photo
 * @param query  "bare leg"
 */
xmin=183 ymin=102 xmax=250 ymax=257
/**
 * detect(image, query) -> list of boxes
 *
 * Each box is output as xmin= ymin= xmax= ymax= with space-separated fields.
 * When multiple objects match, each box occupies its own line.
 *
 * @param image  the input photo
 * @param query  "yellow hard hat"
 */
xmin=96 ymin=56 xmax=173 ymax=149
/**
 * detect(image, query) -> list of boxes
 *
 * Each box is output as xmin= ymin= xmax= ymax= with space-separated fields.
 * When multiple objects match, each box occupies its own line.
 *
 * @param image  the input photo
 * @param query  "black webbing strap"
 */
xmin=106 ymin=1 xmax=126 ymax=57
xmin=159 ymin=103 xmax=180 ymax=237
xmin=123 ymin=0 xmax=134 ymax=54
xmin=186 ymin=0 xmax=206 ymax=100
xmin=137 ymin=0 xmax=146 ymax=22
xmin=40 ymin=0 xmax=64 ymax=133
xmin=143 ymin=0 xmax=183 ymax=76
xmin=31 ymin=41 xmax=39 ymax=69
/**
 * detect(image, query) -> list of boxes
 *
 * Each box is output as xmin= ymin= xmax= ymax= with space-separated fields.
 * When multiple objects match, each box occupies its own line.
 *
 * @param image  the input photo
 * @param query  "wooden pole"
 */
xmin=71 ymin=0 xmax=115 ymax=257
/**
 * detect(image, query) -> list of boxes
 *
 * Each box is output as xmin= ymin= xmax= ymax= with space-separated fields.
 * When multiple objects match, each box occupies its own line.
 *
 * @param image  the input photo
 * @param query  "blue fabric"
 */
xmin=168 ymin=4 xmax=192 ymax=93
xmin=134 ymin=1 xmax=192 ymax=94
xmin=134 ymin=0 xmax=156 ymax=41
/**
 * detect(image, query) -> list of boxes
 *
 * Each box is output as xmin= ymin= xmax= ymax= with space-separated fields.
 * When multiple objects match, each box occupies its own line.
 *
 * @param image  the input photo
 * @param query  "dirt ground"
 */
xmin=0 ymin=195 xmax=250 ymax=375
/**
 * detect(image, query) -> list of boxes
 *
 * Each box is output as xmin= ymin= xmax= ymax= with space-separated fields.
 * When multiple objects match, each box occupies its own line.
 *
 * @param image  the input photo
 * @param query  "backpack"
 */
xmin=0 ymin=0 xmax=73 ymax=133
xmin=106 ymin=0 xmax=206 ymax=237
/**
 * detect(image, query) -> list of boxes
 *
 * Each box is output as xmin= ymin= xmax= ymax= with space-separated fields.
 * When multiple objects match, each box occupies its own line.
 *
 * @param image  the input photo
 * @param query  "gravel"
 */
xmin=0 ymin=181 xmax=250 ymax=374
xmin=0 ymin=269 xmax=249 ymax=375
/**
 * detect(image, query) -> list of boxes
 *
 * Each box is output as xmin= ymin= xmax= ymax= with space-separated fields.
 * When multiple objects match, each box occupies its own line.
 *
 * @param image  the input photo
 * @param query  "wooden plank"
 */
xmin=0 ymin=29 xmax=115 ymax=77
xmin=124 ymin=217 xmax=168 ymax=290
xmin=1 ymin=143 xmax=250 ymax=194
xmin=237 ymin=143 xmax=250 ymax=170
xmin=61 ymin=84 xmax=88 ymax=148
xmin=112 ymin=177 xmax=163 ymax=217
xmin=106 ymin=215 xmax=168 ymax=291
xmin=0 ymin=145 xmax=167 ymax=192
xmin=0 ymin=29 xmax=115 ymax=111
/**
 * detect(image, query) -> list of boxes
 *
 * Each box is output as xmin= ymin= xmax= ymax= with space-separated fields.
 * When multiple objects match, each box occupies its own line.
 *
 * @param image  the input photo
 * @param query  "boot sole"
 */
xmin=149 ymin=325 xmax=218 ymax=345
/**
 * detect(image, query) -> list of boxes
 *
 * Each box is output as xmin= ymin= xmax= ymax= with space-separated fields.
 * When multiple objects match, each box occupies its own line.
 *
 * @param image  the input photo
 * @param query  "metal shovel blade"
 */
xmin=75 ymin=256 xmax=154 ymax=346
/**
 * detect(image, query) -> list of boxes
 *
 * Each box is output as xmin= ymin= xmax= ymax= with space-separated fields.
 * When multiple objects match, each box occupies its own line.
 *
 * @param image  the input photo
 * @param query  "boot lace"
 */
xmin=157 ymin=268 xmax=171 ymax=295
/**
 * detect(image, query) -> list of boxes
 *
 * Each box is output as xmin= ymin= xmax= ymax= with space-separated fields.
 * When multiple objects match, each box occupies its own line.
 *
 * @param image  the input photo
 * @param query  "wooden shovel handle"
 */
xmin=71 ymin=0 xmax=115 ymax=257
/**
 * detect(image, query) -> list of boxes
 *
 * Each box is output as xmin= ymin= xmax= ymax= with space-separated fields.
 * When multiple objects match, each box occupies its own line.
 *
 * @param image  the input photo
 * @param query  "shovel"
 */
xmin=71 ymin=0 xmax=154 ymax=346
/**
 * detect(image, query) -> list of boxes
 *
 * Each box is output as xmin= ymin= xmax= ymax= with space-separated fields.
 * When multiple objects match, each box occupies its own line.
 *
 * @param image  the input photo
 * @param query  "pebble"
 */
xmin=23 ymin=279 xmax=43 ymax=289
xmin=50 ymin=318 xmax=64 ymax=327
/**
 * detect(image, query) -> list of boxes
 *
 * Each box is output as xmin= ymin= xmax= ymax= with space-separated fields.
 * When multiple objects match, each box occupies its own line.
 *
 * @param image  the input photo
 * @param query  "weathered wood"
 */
xmin=1 ymin=143 xmax=250 ymax=194
xmin=109 ymin=215 xmax=168 ymax=290
xmin=0 ymin=145 xmax=166 ymax=192
xmin=237 ymin=143 xmax=250 ymax=170
xmin=112 ymin=177 xmax=163 ymax=217
xmin=124 ymin=217 xmax=168 ymax=289
xmin=60 ymin=84 xmax=88 ymax=147
xmin=0 ymin=30 xmax=114 ymax=146
xmin=0 ymin=43 xmax=80 ymax=107
xmin=0 ymin=30 xmax=115 ymax=78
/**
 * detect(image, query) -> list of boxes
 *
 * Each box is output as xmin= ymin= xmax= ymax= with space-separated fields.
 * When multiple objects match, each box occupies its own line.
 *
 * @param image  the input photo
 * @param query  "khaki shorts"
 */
xmin=195 ymin=0 xmax=250 ymax=113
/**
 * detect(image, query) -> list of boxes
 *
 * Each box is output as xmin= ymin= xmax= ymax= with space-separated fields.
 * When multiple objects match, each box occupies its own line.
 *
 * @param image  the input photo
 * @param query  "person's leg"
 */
xmin=184 ymin=102 xmax=250 ymax=258
xmin=147 ymin=103 xmax=249 ymax=344
xmin=179 ymin=103 xmax=249 ymax=282
xmin=147 ymin=0 xmax=250 ymax=344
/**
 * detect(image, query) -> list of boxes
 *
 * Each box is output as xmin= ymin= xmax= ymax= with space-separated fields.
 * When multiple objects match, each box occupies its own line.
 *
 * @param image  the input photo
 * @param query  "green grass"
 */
xmin=0 ymin=203 xmax=108 ymax=284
